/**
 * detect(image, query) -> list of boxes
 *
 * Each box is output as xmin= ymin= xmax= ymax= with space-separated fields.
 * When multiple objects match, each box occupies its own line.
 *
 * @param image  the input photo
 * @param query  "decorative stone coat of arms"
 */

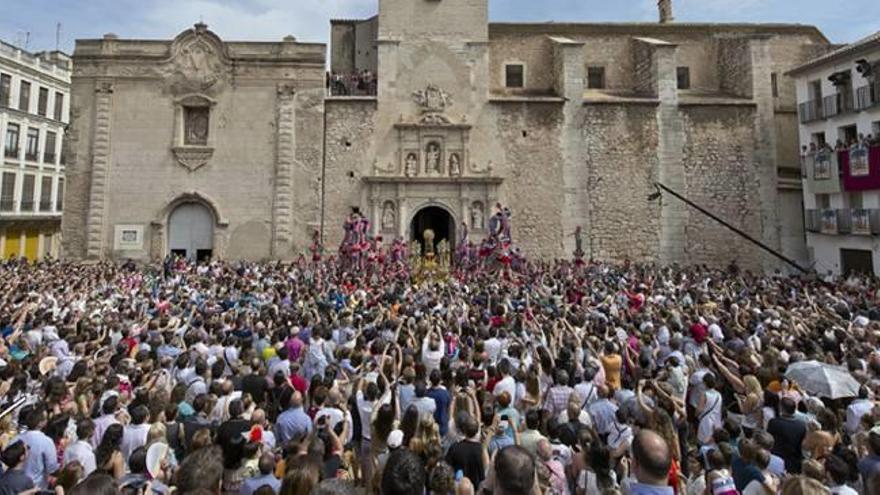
xmin=412 ymin=84 xmax=453 ymax=124
xmin=162 ymin=23 xmax=230 ymax=96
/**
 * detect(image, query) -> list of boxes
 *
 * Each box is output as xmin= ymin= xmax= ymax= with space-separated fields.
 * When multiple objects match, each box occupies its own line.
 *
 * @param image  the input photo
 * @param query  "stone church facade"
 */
xmin=62 ymin=0 xmax=832 ymax=270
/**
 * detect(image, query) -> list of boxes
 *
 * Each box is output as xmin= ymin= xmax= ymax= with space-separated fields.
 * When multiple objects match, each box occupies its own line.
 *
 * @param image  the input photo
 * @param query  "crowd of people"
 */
xmin=0 ymin=247 xmax=879 ymax=494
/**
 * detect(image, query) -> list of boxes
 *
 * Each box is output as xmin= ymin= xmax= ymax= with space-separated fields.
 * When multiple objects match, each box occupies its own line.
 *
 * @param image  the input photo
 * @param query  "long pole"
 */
xmin=319 ymin=100 xmax=328 ymax=245
xmin=654 ymin=182 xmax=810 ymax=274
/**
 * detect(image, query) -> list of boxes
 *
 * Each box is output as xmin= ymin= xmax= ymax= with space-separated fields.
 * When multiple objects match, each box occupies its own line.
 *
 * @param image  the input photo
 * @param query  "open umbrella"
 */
xmin=784 ymin=360 xmax=860 ymax=399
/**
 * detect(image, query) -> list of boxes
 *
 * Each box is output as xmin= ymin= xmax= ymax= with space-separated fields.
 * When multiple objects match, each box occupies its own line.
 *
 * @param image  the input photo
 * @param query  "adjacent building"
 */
xmin=64 ymin=0 xmax=832 ymax=271
xmin=0 ymin=40 xmax=70 ymax=260
xmin=790 ymin=32 xmax=880 ymax=275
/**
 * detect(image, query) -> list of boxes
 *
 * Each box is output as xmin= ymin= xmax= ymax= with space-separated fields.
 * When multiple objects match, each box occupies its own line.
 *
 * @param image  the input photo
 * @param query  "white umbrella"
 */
xmin=784 ymin=360 xmax=860 ymax=399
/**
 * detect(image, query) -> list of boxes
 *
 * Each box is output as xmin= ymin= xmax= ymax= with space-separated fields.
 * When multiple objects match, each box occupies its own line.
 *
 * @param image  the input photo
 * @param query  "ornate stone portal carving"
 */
xmin=449 ymin=153 xmax=461 ymax=177
xmin=412 ymin=84 xmax=453 ymax=124
xmin=426 ymin=142 xmax=443 ymax=175
xmin=405 ymin=153 xmax=418 ymax=177
xmin=381 ymin=201 xmax=396 ymax=231
xmin=470 ymin=201 xmax=485 ymax=230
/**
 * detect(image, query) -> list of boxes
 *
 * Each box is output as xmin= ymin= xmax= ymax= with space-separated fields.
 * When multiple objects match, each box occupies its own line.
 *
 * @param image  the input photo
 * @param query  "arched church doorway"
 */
xmin=168 ymin=202 xmax=214 ymax=261
xmin=410 ymin=206 xmax=455 ymax=256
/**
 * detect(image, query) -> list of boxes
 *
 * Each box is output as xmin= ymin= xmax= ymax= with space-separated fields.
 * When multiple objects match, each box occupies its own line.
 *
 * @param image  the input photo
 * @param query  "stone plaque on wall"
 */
xmin=114 ymin=224 xmax=145 ymax=251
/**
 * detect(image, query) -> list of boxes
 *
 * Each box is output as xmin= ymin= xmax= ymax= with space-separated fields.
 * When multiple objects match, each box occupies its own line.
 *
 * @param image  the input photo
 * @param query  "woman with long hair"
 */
xmin=93 ymin=423 xmax=125 ymax=479
xmin=399 ymin=405 xmax=420 ymax=448
xmin=279 ymin=458 xmax=320 ymax=495
xmin=409 ymin=415 xmax=443 ymax=470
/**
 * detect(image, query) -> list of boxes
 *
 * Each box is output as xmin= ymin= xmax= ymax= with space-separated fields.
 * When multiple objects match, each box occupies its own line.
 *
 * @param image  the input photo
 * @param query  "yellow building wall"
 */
xmin=24 ymin=231 xmax=39 ymax=261
xmin=4 ymin=233 xmax=21 ymax=259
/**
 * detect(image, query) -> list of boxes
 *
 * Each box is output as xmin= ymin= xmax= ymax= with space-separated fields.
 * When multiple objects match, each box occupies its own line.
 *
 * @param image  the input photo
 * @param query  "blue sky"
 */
xmin=1 ymin=0 xmax=878 ymax=53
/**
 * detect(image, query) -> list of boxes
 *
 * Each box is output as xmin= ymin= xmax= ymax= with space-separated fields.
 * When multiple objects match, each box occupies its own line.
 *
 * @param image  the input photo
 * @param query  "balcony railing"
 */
xmin=856 ymin=82 xmax=880 ymax=110
xmin=823 ymin=94 xmax=839 ymax=118
xmin=38 ymin=201 xmax=52 ymax=212
xmin=44 ymin=152 xmax=55 ymax=164
xmin=24 ymin=152 xmax=38 ymax=162
xmin=798 ymin=99 xmax=823 ymax=123
xmin=806 ymin=208 xmax=880 ymax=234
xmin=329 ymin=72 xmax=377 ymax=97
xmin=0 ymin=200 xmax=13 ymax=212
xmin=19 ymin=200 xmax=35 ymax=212
xmin=4 ymin=147 xmax=17 ymax=158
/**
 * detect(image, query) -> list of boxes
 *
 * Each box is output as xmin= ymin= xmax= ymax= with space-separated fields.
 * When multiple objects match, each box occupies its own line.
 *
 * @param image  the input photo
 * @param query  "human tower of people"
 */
xmin=0 ymin=207 xmax=879 ymax=495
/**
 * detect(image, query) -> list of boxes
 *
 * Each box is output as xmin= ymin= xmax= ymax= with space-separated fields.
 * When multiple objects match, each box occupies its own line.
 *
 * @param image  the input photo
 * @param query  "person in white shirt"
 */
xmin=484 ymin=328 xmax=503 ymax=364
xmin=120 ymin=405 xmax=151 ymax=467
xmin=64 ymin=419 xmax=97 ymax=476
xmin=493 ymin=359 xmax=516 ymax=402
xmin=421 ymin=326 xmax=444 ymax=375
xmin=845 ymin=387 xmax=873 ymax=436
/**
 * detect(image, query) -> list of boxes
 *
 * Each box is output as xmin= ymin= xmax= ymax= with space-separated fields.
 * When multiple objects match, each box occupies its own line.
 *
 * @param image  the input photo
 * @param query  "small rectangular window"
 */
xmin=676 ymin=67 xmax=690 ymax=90
xmin=587 ymin=66 xmax=605 ymax=89
xmin=53 ymin=92 xmax=64 ymax=121
xmin=37 ymin=87 xmax=48 ymax=116
xmin=0 ymin=172 xmax=15 ymax=211
xmin=4 ymin=123 xmax=19 ymax=157
xmin=771 ymin=73 xmax=779 ymax=98
xmin=0 ymin=74 xmax=11 ymax=107
xmin=18 ymin=81 xmax=30 ymax=112
xmin=505 ymin=64 xmax=524 ymax=88
xmin=25 ymin=128 xmax=39 ymax=161
xmin=21 ymin=174 xmax=35 ymax=212
xmin=39 ymin=176 xmax=53 ymax=212
xmin=56 ymin=178 xmax=64 ymax=211
xmin=44 ymin=131 xmax=56 ymax=164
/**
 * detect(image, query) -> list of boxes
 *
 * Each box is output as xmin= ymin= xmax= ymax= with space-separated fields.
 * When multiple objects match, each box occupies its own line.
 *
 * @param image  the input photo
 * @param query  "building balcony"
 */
xmin=805 ymin=208 xmax=880 ymax=235
xmin=44 ymin=152 xmax=55 ymax=164
xmin=822 ymin=93 xmax=855 ymax=118
xmin=798 ymin=99 xmax=823 ymax=123
xmin=4 ymin=147 xmax=18 ymax=159
xmin=24 ymin=152 xmax=38 ymax=162
xmin=856 ymin=82 xmax=880 ymax=111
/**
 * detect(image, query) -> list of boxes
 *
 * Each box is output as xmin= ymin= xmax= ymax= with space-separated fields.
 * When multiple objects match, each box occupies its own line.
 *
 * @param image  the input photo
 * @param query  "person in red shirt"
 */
xmin=690 ymin=319 xmax=708 ymax=344
xmin=289 ymin=362 xmax=308 ymax=395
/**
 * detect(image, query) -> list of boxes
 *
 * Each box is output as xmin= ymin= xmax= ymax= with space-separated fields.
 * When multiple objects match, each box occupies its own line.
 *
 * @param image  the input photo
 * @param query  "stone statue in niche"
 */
xmin=426 ymin=143 xmax=442 ymax=174
xmin=449 ymin=153 xmax=461 ymax=177
xmin=470 ymin=202 xmax=484 ymax=230
xmin=382 ymin=202 xmax=396 ymax=231
xmin=405 ymin=153 xmax=418 ymax=177
xmin=184 ymin=106 xmax=210 ymax=145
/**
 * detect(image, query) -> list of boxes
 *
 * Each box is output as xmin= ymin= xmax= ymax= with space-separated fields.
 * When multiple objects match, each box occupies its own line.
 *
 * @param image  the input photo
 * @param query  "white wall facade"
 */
xmin=793 ymin=35 xmax=880 ymax=275
xmin=0 ymin=40 xmax=70 ymax=260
